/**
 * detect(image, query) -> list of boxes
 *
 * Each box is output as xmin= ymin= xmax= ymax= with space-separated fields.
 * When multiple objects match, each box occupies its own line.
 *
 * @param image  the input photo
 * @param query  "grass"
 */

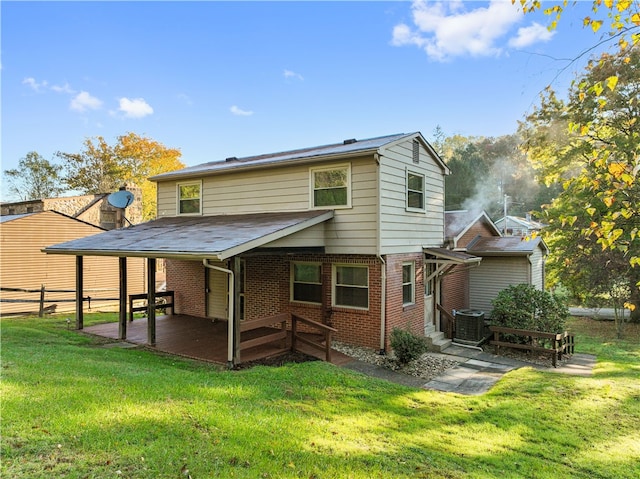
xmin=1 ymin=314 xmax=639 ymax=478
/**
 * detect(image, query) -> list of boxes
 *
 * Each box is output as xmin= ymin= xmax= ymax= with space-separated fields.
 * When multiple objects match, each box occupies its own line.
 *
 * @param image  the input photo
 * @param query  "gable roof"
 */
xmin=0 ymin=210 xmax=106 ymax=230
xmin=445 ymin=210 xmax=501 ymax=241
xmin=0 ymin=213 xmax=37 ymax=224
xmin=467 ymin=235 xmax=548 ymax=256
xmin=150 ymin=132 xmax=448 ymax=182
xmin=44 ymin=210 xmax=334 ymax=261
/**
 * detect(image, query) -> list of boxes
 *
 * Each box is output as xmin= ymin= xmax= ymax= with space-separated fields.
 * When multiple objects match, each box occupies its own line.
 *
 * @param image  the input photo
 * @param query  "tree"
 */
xmin=520 ymin=44 xmax=640 ymax=327
xmin=3 ymin=152 xmax=66 ymax=201
xmin=57 ymin=133 xmax=185 ymax=220
xmin=443 ymin=134 xmax=545 ymax=219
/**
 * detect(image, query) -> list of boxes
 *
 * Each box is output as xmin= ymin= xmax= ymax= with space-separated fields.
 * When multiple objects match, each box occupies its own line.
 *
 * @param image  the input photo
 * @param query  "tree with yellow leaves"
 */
xmin=57 ymin=133 xmax=185 ymax=220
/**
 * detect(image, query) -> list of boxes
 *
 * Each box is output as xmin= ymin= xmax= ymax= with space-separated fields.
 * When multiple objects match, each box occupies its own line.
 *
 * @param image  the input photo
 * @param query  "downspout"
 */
xmin=203 ymin=258 xmax=235 ymax=368
xmin=375 ymin=153 xmax=387 ymax=354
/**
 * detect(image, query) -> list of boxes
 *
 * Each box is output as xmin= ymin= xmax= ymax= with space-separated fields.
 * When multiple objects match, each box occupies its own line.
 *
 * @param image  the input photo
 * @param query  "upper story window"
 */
xmin=406 ymin=170 xmax=425 ymax=211
xmin=291 ymin=262 xmax=322 ymax=304
xmin=177 ymin=181 xmax=202 ymax=215
xmin=333 ymin=264 xmax=368 ymax=309
xmin=310 ymin=164 xmax=351 ymax=208
xmin=402 ymin=261 xmax=415 ymax=306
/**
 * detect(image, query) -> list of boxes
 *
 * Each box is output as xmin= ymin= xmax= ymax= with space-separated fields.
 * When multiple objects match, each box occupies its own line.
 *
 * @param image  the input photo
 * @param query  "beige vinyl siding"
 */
xmin=379 ymin=140 xmax=445 ymax=254
xmin=155 ymin=157 xmax=379 ymax=254
xmin=0 ymin=212 xmax=146 ymax=315
xmin=530 ymin=247 xmax=545 ymax=290
xmin=206 ymin=260 xmax=229 ymax=320
xmin=468 ymin=257 xmax=530 ymax=318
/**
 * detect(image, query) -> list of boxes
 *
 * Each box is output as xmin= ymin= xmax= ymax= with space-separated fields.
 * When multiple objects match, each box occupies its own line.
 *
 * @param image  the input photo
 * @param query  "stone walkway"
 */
xmin=342 ymin=344 xmax=596 ymax=395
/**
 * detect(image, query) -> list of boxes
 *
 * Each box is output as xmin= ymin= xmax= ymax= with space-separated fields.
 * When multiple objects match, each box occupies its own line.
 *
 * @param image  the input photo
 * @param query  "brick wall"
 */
xmin=166 ymin=259 xmax=206 ymax=317
xmin=442 ymin=266 xmax=469 ymax=313
xmin=166 ymin=252 xmax=428 ymax=352
xmin=382 ymin=253 xmax=424 ymax=352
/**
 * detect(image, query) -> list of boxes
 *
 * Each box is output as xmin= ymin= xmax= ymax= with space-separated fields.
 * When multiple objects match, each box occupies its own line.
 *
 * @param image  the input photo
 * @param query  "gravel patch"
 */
xmin=333 ymin=342 xmax=459 ymax=381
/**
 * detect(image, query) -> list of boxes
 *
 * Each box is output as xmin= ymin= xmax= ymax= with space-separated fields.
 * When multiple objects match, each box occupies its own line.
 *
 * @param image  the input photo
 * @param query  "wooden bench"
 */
xmin=490 ymin=326 xmax=575 ymax=367
xmin=128 ymin=291 xmax=175 ymax=322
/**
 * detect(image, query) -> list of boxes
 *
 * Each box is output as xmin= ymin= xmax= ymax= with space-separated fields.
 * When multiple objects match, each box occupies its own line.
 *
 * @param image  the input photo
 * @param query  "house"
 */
xmin=0 ymin=211 xmax=146 ymax=316
xmin=45 ymin=132 xmax=491 ymax=365
xmin=0 ymin=187 xmax=143 ymax=230
xmin=494 ymin=214 xmax=545 ymax=237
xmin=466 ymin=235 xmax=548 ymax=317
xmin=441 ymin=210 xmax=548 ymax=320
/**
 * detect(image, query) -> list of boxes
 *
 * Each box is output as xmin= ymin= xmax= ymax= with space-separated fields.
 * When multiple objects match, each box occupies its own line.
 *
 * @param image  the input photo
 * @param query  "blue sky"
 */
xmin=1 ymin=1 xmax=613 ymax=200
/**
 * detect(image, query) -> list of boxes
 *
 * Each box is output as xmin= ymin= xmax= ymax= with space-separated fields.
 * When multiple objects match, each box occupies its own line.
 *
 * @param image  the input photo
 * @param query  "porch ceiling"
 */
xmin=43 ymin=210 xmax=334 ymax=260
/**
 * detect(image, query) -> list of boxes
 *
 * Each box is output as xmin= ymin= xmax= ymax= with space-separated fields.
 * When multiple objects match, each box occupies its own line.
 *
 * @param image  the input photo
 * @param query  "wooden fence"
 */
xmin=489 ymin=325 xmax=575 ymax=367
xmin=0 ymin=285 xmax=119 ymax=317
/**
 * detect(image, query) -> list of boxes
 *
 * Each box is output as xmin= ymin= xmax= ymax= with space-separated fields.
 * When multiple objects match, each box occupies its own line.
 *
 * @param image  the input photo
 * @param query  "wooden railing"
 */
xmin=239 ymin=312 xmax=338 ymax=363
xmin=436 ymin=304 xmax=455 ymax=339
xmin=128 ymin=291 xmax=175 ymax=322
xmin=239 ymin=312 xmax=289 ymax=353
xmin=291 ymin=314 xmax=338 ymax=363
xmin=489 ymin=326 xmax=575 ymax=367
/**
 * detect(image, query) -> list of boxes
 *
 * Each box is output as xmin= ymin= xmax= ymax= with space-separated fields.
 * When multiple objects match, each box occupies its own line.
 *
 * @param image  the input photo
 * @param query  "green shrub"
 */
xmin=390 ymin=327 xmax=428 ymax=365
xmin=491 ymin=283 xmax=569 ymax=333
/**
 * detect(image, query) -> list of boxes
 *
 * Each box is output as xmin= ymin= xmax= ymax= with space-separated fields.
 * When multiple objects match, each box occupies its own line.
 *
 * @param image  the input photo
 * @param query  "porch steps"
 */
xmin=425 ymin=330 xmax=452 ymax=353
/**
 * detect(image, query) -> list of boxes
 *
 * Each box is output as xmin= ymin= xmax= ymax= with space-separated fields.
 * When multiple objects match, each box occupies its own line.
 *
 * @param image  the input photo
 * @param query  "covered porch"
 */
xmin=43 ymin=211 xmax=336 ymax=367
xmin=84 ymin=313 xmax=352 ymax=365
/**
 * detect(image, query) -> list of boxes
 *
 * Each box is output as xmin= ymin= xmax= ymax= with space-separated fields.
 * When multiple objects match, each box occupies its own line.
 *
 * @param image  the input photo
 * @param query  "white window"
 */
xmin=310 ymin=164 xmax=351 ymax=208
xmin=333 ymin=265 xmax=368 ymax=309
xmin=177 ymin=181 xmax=201 ymax=215
xmin=402 ymin=262 xmax=415 ymax=306
xmin=407 ymin=170 xmax=425 ymax=211
xmin=291 ymin=262 xmax=322 ymax=304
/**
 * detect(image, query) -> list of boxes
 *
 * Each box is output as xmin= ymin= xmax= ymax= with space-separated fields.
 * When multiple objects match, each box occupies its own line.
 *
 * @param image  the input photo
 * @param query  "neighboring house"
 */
xmin=0 ymin=187 xmax=143 ymax=230
xmin=494 ymin=214 xmax=545 ymax=237
xmin=0 ymin=211 xmax=146 ymax=316
xmin=46 ymin=132 xmax=488 ymax=364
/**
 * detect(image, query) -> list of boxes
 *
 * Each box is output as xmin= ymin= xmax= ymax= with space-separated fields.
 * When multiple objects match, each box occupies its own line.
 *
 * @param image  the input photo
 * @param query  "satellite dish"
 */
xmin=107 ymin=190 xmax=134 ymax=209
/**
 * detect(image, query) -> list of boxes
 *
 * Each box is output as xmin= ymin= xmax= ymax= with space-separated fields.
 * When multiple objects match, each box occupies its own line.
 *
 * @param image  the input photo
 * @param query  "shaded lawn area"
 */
xmin=1 ymin=314 xmax=639 ymax=478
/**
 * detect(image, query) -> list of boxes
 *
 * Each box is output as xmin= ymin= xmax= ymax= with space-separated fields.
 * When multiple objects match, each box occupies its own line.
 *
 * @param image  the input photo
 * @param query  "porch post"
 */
xmin=118 ymin=257 xmax=128 ymax=340
xmin=232 ymin=256 xmax=242 ymax=364
xmin=147 ymin=258 xmax=157 ymax=346
xmin=75 ymin=255 xmax=84 ymax=330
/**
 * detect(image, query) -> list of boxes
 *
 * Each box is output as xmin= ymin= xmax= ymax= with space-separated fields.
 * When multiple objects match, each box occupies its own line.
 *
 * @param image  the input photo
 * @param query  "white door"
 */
xmin=207 ymin=266 xmax=229 ymax=320
xmin=424 ymin=263 xmax=435 ymax=333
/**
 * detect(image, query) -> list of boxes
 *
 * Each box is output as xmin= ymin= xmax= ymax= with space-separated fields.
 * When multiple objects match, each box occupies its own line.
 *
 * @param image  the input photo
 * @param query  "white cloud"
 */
xmin=51 ymin=82 xmax=75 ymax=94
xmin=177 ymin=93 xmax=193 ymax=105
xmin=391 ymin=0 xmax=533 ymax=61
xmin=118 ymin=97 xmax=154 ymax=118
xmin=508 ymin=22 xmax=555 ymax=48
xmin=70 ymin=91 xmax=103 ymax=112
xmin=284 ymin=69 xmax=304 ymax=81
xmin=22 ymin=77 xmax=48 ymax=92
xmin=230 ymin=105 xmax=254 ymax=116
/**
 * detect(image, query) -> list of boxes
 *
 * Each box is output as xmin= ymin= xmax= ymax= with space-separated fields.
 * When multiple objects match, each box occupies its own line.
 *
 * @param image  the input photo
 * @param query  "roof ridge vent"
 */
xmin=225 ymin=156 xmax=238 ymax=162
xmin=343 ymin=138 xmax=357 ymax=145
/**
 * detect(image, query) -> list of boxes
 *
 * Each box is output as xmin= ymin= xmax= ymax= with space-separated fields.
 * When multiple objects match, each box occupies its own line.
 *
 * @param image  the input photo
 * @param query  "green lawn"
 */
xmin=1 ymin=314 xmax=639 ymax=478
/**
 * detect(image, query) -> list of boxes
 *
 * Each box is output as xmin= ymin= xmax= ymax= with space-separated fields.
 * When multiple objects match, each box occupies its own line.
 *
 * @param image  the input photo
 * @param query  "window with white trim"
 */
xmin=291 ymin=262 xmax=322 ymax=304
xmin=310 ymin=164 xmax=351 ymax=208
xmin=333 ymin=265 xmax=368 ymax=309
xmin=177 ymin=181 xmax=201 ymax=215
xmin=406 ymin=171 xmax=425 ymax=211
xmin=402 ymin=262 xmax=415 ymax=306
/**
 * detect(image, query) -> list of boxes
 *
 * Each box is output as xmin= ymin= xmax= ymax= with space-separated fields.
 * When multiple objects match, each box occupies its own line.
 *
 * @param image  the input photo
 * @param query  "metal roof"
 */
xmin=44 ymin=210 xmax=334 ymax=260
xmin=467 ymin=236 xmax=548 ymax=256
xmin=150 ymin=132 xmax=440 ymax=182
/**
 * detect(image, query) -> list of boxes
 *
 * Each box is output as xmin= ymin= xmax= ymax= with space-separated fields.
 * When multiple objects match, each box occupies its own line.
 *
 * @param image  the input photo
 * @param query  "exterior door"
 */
xmin=424 ymin=262 xmax=435 ymax=333
xmin=207 ymin=266 xmax=229 ymax=320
